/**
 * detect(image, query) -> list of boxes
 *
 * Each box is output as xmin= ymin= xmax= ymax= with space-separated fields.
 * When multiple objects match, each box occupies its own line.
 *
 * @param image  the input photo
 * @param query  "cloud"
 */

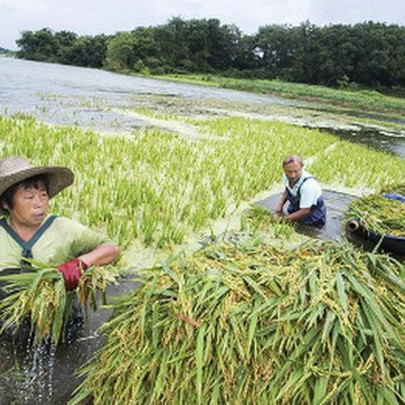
xmin=1 ymin=0 xmax=404 ymax=50
xmin=307 ymin=0 xmax=405 ymax=25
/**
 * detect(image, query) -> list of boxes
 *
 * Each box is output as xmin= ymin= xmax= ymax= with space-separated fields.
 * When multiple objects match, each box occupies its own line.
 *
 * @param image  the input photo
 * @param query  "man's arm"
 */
xmin=275 ymin=189 xmax=288 ymax=214
xmin=285 ymin=207 xmax=311 ymax=222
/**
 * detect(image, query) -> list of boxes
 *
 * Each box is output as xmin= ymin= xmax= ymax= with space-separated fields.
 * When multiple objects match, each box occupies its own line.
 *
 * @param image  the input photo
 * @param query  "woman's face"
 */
xmin=5 ymin=181 xmax=49 ymax=229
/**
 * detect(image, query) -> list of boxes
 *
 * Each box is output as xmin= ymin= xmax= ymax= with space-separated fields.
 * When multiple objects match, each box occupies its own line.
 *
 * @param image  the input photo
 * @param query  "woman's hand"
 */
xmin=57 ymin=258 xmax=88 ymax=291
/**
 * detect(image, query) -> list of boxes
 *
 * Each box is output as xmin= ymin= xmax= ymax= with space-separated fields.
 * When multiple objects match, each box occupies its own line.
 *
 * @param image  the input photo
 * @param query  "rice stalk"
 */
xmin=0 ymin=262 xmax=118 ymax=345
xmin=69 ymin=238 xmax=405 ymax=404
xmin=346 ymin=183 xmax=405 ymax=236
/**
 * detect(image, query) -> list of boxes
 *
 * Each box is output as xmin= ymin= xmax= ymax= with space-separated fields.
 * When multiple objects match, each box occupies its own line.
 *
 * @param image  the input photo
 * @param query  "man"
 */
xmin=0 ymin=155 xmax=120 ymax=290
xmin=275 ymin=155 xmax=326 ymax=228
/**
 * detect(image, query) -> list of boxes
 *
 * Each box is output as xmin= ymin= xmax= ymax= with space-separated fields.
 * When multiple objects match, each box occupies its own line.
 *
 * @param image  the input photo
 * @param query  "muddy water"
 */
xmin=317 ymin=126 xmax=405 ymax=158
xmin=255 ymin=190 xmax=356 ymax=241
xmin=0 ymin=57 xmax=290 ymax=134
xmin=0 ymin=276 xmax=138 ymax=405
xmin=1 ymin=57 xmax=405 ymax=157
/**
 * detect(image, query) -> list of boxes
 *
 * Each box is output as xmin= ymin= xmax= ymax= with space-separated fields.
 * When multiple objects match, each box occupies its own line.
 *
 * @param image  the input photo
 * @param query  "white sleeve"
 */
xmin=299 ymin=179 xmax=322 ymax=208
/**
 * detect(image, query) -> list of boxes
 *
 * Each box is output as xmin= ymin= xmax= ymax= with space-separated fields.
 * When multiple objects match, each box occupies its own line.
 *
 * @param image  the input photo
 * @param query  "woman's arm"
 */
xmin=78 ymin=244 xmax=120 ymax=267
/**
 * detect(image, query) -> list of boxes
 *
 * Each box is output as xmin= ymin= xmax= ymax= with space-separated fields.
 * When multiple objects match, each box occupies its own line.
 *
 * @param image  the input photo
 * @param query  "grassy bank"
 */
xmin=154 ymin=74 xmax=405 ymax=116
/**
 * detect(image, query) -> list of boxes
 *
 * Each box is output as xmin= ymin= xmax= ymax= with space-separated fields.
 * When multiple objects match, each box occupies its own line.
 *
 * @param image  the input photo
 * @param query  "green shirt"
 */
xmin=0 ymin=215 xmax=112 ymax=271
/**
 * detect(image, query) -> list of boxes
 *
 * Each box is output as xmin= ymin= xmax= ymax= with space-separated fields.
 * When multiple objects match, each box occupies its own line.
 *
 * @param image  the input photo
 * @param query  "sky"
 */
xmin=1 ymin=0 xmax=405 ymax=50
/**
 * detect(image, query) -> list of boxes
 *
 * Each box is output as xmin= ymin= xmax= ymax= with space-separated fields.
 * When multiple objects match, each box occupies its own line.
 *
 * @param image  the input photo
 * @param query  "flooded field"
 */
xmin=1 ymin=56 xmax=405 ymax=404
xmin=1 ymin=57 xmax=405 ymax=156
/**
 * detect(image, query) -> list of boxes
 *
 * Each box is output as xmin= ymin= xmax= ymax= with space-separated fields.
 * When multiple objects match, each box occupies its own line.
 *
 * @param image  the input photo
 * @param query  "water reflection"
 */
xmin=316 ymin=127 xmax=405 ymax=158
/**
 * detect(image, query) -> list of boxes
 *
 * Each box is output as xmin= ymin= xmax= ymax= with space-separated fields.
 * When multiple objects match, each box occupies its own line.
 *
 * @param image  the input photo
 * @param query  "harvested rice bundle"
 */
xmin=241 ymin=204 xmax=295 ymax=238
xmin=381 ymin=183 xmax=405 ymax=196
xmin=0 ymin=263 xmax=118 ymax=345
xmin=346 ymin=188 xmax=405 ymax=237
xmin=70 ymin=238 xmax=405 ymax=405
xmin=77 ymin=265 xmax=118 ymax=320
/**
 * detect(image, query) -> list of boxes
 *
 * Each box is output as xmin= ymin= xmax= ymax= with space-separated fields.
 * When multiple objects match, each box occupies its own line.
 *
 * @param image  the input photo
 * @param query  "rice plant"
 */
xmin=2 ymin=113 xmax=404 ymax=251
xmin=0 ymin=263 xmax=118 ymax=345
xmin=345 ymin=184 xmax=405 ymax=236
xmin=69 ymin=237 xmax=405 ymax=404
xmin=240 ymin=204 xmax=295 ymax=240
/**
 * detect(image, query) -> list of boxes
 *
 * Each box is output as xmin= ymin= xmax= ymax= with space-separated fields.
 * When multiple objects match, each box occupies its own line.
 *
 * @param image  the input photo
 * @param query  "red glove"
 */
xmin=57 ymin=258 xmax=88 ymax=291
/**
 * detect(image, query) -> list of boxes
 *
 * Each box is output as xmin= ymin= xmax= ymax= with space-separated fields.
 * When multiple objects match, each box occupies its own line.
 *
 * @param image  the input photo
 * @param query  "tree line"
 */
xmin=15 ymin=18 xmax=405 ymax=92
xmin=0 ymin=46 xmax=14 ymax=55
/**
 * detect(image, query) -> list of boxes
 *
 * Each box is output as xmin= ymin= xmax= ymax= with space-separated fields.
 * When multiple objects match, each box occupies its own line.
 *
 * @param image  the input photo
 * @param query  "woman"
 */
xmin=0 ymin=155 xmax=120 ymax=290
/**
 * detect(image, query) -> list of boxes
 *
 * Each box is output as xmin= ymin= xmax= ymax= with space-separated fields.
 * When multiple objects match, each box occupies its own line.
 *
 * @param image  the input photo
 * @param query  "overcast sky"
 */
xmin=1 ymin=0 xmax=405 ymax=50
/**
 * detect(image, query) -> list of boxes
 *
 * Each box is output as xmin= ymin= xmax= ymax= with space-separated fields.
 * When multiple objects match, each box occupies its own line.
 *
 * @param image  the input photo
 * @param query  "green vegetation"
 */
xmin=70 ymin=237 xmax=405 ymax=404
xmin=2 ymin=113 xmax=404 ymax=250
xmin=2 ymin=53 xmax=405 ymax=402
xmin=15 ymin=19 xmax=405 ymax=93
xmin=346 ymin=184 xmax=405 ymax=236
xmin=0 ymin=263 xmax=117 ymax=345
xmin=4 ymin=32 xmax=405 ymax=403
xmin=121 ymin=93 xmax=405 ymax=135
xmin=158 ymin=75 xmax=405 ymax=114
xmin=0 ymin=46 xmax=15 ymax=57
xmin=16 ymin=29 xmax=110 ymax=67
xmin=241 ymin=205 xmax=295 ymax=239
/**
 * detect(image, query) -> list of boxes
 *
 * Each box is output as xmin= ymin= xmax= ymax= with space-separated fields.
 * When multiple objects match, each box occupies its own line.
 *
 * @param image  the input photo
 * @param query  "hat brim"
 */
xmin=0 ymin=166 xmax=74 ymax=215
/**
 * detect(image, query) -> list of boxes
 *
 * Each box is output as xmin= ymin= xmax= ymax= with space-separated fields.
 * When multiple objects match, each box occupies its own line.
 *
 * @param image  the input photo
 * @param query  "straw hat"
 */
xmin=0 ymin=156 xmax=74 ymax=214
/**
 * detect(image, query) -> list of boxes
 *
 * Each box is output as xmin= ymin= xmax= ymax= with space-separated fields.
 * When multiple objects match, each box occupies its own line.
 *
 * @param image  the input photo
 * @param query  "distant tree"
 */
xmin=255 ymin=24 xmax=301 ymax=79
xmin=54 ymin=30 xmax=78 ymax=64
xmin=384 ymin=24 xmax=405 ymax=87
xmin=205 ymin=21 xmax=243 ymax=70
xmin=130 ymin=27 xmax=168 ymax=72
xmin=105 ymin=31 xmax=137 ymax=71
xmin=230 ymin=34 xmax=261 ymax=73
xmin=289 ymin=22 xmax=320 ymax=83
xmin=13 ymin=20 xmax=405 ymax=91
xmin=153 ymin=17 xmax=245 ymax=73
xmin=350 ymin=22 xmax=405 ymax=88
xmin=131 ymin=27 xmax=158 ymax=60
xmin=54 ymin=30 xmax=78 ymax=48
xmin=61 ymin=34 xmax=110 ymax=67
xmin=16 ymin=28 xmax=59 ymax=61
xmin=298 ymin=23 xmax=357 ymax=86
xmin=156 ymin=17 xmax=192 ymax=70
xmin=184 ymin=19 xmax=216 ymax=71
